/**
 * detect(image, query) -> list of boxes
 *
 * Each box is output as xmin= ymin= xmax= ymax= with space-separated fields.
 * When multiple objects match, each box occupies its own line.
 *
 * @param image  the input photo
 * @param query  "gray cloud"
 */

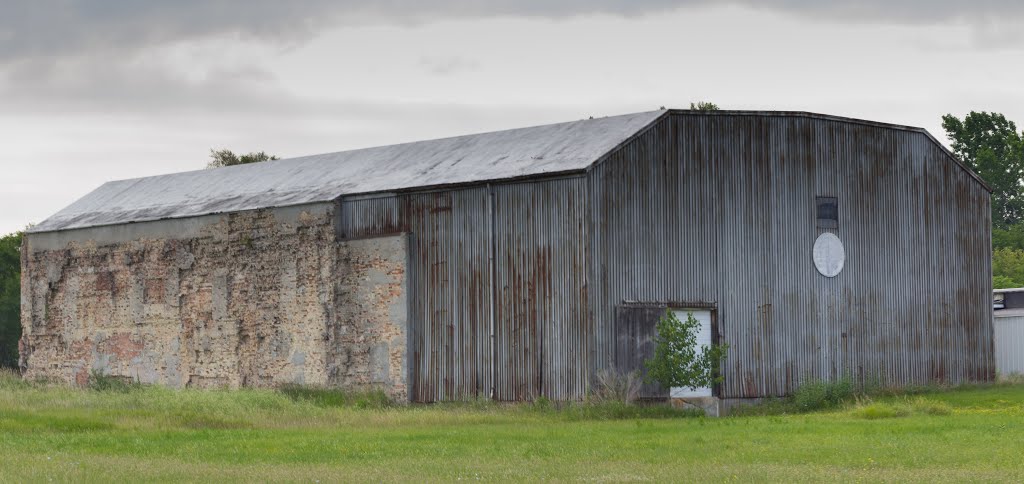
xmin=0 ymin=51 xmax=615 ymax=137
xmin=2 ymin=1 xmax=1023 ymax=64
xmin=418 ymin=56 xmax=481 ymax=76
xmin=0 ymin=56 xmax=289 ymax=115
xmin=3 ymin=0 xmax=1021 ymax=121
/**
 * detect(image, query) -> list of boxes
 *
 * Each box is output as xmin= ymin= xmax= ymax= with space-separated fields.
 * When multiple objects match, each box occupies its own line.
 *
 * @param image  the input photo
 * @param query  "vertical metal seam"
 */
xmin=487 ymin=183 xmax=497 ymax=399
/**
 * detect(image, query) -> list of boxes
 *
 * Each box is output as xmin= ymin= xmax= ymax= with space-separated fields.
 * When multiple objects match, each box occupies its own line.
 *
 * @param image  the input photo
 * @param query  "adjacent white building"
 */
xmin=993 ymin=288 xmax=1024 ymax=377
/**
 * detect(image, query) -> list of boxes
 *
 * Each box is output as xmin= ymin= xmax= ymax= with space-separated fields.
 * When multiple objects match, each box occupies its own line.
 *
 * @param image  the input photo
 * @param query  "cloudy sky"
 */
xmin=2 ymin=1 xmax=1023 ymax=234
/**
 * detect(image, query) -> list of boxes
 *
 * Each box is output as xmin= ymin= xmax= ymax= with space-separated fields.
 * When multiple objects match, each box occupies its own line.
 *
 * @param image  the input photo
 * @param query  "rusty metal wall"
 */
xmin=337 ymin=194 xmax=404 ymax=239
xmin=339 ymin=177 xmax=590 ymax=401
xmin=405 ymin=189 xmax=493 ymax=402
xmin=492 ymin=177 xmax=589 ymax=401
xmin=588 ymin=113 xmax=993 ymax=399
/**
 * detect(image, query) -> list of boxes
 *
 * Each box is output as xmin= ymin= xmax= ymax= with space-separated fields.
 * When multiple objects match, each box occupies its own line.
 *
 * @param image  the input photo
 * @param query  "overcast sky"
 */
xmin=2 ymin=1 xmax=1023 ymax=234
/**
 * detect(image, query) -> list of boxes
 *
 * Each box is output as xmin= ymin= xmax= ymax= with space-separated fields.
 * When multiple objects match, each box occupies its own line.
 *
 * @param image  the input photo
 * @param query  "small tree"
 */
xmin=644 ymin=310 xmax=728 ymax=391
xmin=207 ymin=149 xmax=279 ymax=168
xmin=689 ymin=101 xmax=720 ymax=112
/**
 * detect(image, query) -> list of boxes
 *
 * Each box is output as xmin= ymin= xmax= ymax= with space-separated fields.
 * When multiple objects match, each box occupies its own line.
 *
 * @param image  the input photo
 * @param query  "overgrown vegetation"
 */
xmin=644 ymin=310 xmax=728 ymax=392
xmin=278 ymin=384 xmax=393 ymax=409
xmin=589 ymin=368 xmax=642 ymax=404
xmin=729 ymin=376 xmax=1005 ymax=417
xmin=86 ymin=370 xmax=144 ymax=393
xmin=791 ymin=377 xmax=855 ymax=412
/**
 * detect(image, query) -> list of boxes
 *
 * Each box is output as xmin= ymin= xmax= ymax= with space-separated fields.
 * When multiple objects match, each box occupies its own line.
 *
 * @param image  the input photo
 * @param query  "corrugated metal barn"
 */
xmin=22 ymin=109 xmax=994 ymax=404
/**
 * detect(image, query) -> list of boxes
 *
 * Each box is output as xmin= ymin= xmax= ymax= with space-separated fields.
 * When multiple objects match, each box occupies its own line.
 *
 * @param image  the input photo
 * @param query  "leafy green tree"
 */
xmin=992 ymin=224 xmax=1024 ymax=250
xmin=993 ymin=275 xmax=1020 ymax=289
xmin=690 ymin=101 xmax=720 ymax=112
xmin=0 ymin=232 xmax=22 ymax=368
xmin=993 ymin=247 xmax=1024 ymax=289
xmin=942 ymin=111 xmax=1024 ymax=228
xmin=207 ymin=149 xmax=279 ymax=168
xmin=644 ymin=310 xmax=728 ymax=391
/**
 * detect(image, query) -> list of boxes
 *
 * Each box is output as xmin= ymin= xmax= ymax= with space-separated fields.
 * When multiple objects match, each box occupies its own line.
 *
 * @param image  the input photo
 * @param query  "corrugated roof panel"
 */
xmin=31 ymin=110 xmax=665 ymax=232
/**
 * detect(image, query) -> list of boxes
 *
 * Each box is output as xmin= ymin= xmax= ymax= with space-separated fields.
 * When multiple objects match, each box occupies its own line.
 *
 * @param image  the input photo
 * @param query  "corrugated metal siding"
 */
xmin=340 ymin=177 xmax=590 ymax=402
xmin=589 ymin=113 xmax=993 ymax=399
xmin=337 ymin=194 xmax=403 ymax=239
xmin=492 ymin=177 xmax=589 ymax=400
xmin=994 ymin=314 xmax=1024 ymax=375
xmin=406 ymin=189 xmax=492 ymax=402
xmin=613 ymin=304 xmax=671 ymax=399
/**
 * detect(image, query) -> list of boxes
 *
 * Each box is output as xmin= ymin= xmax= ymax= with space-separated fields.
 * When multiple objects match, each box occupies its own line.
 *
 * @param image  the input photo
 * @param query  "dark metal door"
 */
xmin=614 ymin=304 xmax=669 ymax=399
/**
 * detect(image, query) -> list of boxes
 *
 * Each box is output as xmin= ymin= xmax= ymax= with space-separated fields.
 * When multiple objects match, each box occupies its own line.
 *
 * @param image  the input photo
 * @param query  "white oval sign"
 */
xmin=813 ymin=232 xmax=845 ymax=277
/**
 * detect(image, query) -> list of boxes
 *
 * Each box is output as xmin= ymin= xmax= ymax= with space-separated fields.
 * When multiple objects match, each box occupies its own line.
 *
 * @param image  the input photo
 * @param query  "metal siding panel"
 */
xmin=338 ymin=195 xmax=404 ymax=238
xmin=406 ymin=188 xmax=491 ymax=402
xmin=492 ymin=177 xmax=589 ymax=400
xmin=994 ymin=316 xmax=1024 ymax=375
xmin=390 ymin=177 xmax=589 ymax=402
xmin=613 ymin=304 xmax=670 ymax=398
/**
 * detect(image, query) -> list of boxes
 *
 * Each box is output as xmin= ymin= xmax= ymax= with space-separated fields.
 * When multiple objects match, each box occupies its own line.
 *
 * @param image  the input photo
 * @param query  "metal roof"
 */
xmin=994 ymin=308 xmax=1024 ymax=318
xmin=31 ymin=110 xmax=665 ymax=233
xmin=994 ymin=288 xmax=1024 ymax=294
xmin=31 ymin=109 xmax=983 ymax=233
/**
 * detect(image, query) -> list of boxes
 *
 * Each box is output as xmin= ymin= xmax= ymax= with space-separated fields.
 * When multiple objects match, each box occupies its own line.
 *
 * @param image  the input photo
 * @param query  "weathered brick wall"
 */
xmin=332 ymin=236 xmax=408 ymax=401
xmin=19 ymin=204 xmax=409 ymax=400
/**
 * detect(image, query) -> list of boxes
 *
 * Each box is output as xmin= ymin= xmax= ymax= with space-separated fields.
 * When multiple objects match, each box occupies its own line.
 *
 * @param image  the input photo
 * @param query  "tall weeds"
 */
xmin=590 ymin=369 xmax=642 ymax=404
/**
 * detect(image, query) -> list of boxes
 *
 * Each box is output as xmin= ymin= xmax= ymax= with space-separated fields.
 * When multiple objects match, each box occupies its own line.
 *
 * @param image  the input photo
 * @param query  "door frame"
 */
xmin=619 ymin=300 xmax=721 ymax=398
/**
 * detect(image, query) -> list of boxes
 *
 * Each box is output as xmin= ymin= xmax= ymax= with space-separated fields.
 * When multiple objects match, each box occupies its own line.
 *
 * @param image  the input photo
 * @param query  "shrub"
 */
xmin=590 ymin=369 xmax=642 ymax=404
xmin=791 ymin=377 xmax=854 ymax=412
xmin=644 ymin=310 xmax=728 ymax=391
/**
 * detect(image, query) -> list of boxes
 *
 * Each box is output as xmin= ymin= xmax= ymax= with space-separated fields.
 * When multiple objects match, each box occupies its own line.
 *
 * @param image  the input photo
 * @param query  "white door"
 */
xmin=670 ymin=309 xmax=713 ymax=398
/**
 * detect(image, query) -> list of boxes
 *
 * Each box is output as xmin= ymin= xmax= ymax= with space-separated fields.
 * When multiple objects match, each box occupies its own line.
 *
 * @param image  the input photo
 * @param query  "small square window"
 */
xmin=816 ymin=196 xmax=838 ymax=229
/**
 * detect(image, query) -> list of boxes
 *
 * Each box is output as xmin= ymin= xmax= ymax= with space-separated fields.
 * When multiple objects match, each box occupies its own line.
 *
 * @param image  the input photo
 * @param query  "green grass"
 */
xmin=1 ymin=371 xmax=1024 ymax=482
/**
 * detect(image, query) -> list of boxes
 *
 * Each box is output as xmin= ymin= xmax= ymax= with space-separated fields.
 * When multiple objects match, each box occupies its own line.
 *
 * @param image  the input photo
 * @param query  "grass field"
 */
xmin=1 ymin=373 xmax=1023 ymax=482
